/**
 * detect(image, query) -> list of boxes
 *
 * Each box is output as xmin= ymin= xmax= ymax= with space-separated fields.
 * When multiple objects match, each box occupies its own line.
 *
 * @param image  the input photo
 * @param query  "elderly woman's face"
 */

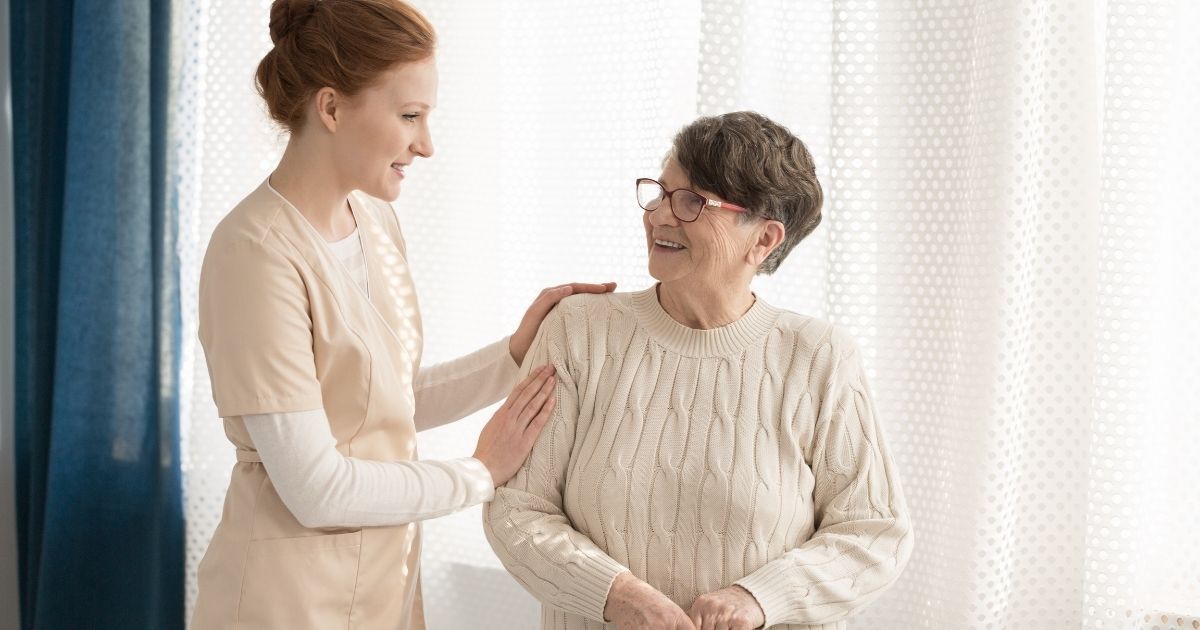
xmin=643 ymin=158 xmax=759 ymax=287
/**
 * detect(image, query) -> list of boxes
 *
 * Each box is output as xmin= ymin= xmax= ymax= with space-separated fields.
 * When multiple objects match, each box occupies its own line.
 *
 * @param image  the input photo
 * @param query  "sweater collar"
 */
xmin=631 ymin=284 xmax=780 ymax=357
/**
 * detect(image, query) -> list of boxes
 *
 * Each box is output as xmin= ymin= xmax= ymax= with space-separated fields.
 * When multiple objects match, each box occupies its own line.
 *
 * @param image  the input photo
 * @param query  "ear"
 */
xmin=747 ymin=219 xmax=786 ymax=268
xmin=314 ymin=87 xmax=340 ymax=133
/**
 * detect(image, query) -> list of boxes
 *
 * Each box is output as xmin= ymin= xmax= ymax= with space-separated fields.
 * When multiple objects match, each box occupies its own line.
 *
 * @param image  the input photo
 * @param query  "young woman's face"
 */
xmin=332 ymin=57 xmax=438 ymax=201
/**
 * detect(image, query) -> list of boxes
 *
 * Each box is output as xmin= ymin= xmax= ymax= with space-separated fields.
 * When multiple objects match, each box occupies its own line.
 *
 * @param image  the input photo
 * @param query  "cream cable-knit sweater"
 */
xmin=484 ymin=287 xmax=913 ymax=630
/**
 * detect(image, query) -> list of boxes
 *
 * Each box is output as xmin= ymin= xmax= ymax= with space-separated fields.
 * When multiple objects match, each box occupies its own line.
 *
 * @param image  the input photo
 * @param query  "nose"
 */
xmin=412 ymin=123 xmax=434 ymax=159
xmin=647 ymin=197 xmax=679 ymax=227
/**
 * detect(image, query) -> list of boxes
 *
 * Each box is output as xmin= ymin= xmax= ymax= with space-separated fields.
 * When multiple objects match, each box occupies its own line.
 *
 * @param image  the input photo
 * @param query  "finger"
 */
xmin=565 ymin=282 xmax=616 ymax=294
xmin=503 ymin=365 xmax=553 ymax=411
xmin=516 ymin=373 xmax=558 ymax=425
xmin=526 ymin=286 xmax=571 ymax=317
xmin=524 ymin=394 xmax=555 ymax=440
xmin=512 ymin=368 xmax=555 ymax=415
xmin=523 ymin=379 xmax=559 ymax=427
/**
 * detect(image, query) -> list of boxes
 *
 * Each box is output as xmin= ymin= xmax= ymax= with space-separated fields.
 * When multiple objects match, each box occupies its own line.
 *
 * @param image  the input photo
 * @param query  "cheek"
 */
xmin=390 ymin=125 xmax=411 ymax=148
xmin=340 ymin=123 xmax=379 ymax=160
xmin=642 ymin=212 xmax=655 ymax=238
xmin=692 ymin=223 xmax=743 ymax=263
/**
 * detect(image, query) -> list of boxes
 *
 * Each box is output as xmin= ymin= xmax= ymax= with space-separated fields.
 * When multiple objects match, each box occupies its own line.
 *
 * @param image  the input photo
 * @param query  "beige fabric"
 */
xmin=483 ymin=290 xmax=913 ymax=629
xmin=192 ymin=180 xmax=514 ymax=629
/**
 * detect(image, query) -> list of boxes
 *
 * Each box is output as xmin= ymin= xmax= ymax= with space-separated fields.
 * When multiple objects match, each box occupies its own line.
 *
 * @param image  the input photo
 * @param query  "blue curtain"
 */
xmin=11 ymin=0 xmax=183 ymax=628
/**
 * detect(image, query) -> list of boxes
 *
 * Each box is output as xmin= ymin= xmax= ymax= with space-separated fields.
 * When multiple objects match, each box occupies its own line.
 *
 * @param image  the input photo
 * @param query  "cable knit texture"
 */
xmin=484 ymin=287 xmax=913 ymax=629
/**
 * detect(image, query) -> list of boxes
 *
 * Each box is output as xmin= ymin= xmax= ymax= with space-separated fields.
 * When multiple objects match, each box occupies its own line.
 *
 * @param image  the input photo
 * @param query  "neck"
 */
xmin=656 ymin=278 xmax=756 ymax=330
xmin=269 ymin=135 xmax=356 ymax=241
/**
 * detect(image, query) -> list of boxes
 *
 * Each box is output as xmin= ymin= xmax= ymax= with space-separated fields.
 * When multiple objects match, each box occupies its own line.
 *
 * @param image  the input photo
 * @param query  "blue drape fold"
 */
xmin=12 ymin=0 xmax=183 ymax=628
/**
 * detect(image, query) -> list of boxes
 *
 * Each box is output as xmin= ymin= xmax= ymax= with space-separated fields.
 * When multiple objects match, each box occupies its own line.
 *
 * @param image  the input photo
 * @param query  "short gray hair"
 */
xmin=670 ymin=111 xmax=823 ymax=275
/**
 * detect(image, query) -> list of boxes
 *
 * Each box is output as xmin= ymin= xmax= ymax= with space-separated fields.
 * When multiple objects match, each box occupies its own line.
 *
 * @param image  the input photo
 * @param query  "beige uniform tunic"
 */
xmin=192 ymin=181 xmax=513 ymax=629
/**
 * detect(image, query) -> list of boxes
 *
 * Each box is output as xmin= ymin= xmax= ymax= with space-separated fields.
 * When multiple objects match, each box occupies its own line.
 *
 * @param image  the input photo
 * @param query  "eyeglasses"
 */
xmin=635 ymin=178 xmax=749 ymax=223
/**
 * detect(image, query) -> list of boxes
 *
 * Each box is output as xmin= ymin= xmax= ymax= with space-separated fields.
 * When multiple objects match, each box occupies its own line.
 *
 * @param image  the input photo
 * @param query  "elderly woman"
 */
xmin=484 ymin=111 xmax=913 ymax=630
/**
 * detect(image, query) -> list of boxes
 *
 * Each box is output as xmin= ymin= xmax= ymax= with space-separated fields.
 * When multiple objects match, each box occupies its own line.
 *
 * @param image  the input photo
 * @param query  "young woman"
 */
xmin=190 ymin=1 xmax=613 ymax=627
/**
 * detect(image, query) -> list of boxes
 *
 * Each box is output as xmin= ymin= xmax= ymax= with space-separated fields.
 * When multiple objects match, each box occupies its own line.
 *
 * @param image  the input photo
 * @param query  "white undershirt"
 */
xmin=327 ymin=227 xmax=369 ymax=298
xmin=242 ymin=227 xmax=497 ymax=529
xmin=244 ymin=409 xmax=494 ymax=528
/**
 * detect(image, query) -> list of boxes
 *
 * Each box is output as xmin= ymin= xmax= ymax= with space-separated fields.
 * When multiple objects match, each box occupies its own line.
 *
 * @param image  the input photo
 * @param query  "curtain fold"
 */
xmin=11 ymin=0 xmax=183 ymax=628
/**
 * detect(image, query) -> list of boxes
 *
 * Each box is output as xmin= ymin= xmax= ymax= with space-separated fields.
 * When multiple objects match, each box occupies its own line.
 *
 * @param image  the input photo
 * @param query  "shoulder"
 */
xmin=205 ymin=183 xmax=295 ymax=260
xmin=531 ymin=291 xmax=636 ymax=344
xmin=208 ymin=183 xmax=290 ymax=247
xmin=765 ymin=304 xmax=865 ymax=365
xmin=552 ymin=290 xmax=636 ymax=323
xmin=201 ymin=185 xmax=306 ymax=291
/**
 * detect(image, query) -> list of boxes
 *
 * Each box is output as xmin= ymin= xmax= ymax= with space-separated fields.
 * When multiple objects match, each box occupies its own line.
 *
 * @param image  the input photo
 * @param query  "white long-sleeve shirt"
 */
xmin=244 ymin=409 xmax=495 ymax=528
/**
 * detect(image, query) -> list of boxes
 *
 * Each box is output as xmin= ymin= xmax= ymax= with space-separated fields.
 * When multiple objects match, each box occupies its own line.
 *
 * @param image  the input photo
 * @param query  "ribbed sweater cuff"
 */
xmin=734 ymin=562 xmax=799 ymax=627
xmin=559 ymin=553 xmax=628 ymax=622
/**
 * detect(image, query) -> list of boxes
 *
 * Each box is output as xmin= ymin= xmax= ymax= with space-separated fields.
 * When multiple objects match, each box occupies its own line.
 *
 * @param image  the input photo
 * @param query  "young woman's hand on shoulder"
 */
xmin=508 ymin=282 xmax=617 ymax=365
xmin=473 ymin=364 xmax=558 ymax=486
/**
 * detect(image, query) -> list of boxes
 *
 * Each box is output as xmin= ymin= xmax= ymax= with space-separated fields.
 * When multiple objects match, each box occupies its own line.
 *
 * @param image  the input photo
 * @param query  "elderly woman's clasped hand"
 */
xmin=686 ymin=585 xmax=766 ymax=630
xmin=604 ymin=572 xmax=765 ymax=630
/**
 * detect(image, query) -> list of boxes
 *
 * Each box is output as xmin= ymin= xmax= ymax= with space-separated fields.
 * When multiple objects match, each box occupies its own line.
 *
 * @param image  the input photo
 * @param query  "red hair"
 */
xmin=255 ymin=0 xmax=437 ymax=134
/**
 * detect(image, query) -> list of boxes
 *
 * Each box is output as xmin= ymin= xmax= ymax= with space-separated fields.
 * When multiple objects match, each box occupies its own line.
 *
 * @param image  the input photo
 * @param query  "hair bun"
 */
xmin=268 ymin=0 xmax=320 ymax=45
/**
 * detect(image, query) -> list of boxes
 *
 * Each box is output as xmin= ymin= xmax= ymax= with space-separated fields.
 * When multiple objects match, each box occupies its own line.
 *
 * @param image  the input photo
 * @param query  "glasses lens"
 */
xmin=637 ymin=180 xmax=664 ymax=211
xmin=676 ymin=190 xmax=705 ymax=221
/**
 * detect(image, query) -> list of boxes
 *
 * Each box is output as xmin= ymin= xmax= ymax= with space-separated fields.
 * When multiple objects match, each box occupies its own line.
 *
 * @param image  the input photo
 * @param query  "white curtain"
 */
xmin=178 ymin=1 xmax=1200 ymax=628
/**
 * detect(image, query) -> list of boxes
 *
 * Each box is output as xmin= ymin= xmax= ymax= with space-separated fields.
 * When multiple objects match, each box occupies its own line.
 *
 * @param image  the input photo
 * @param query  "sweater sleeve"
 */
xmin=734 ymin=338 xmax=914 ymax=626
xmin=244 ymin=408 xmax=494 ymax=528
xmin=482 ymin=308 xmax=629 ymax=623
xmin=413 ymin=336 xmax=521 ymax=431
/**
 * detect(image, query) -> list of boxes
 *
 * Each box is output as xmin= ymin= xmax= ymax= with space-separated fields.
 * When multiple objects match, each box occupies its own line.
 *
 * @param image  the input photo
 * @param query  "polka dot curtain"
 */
xmin=175 ymin=0 xmax=1200 ymax=628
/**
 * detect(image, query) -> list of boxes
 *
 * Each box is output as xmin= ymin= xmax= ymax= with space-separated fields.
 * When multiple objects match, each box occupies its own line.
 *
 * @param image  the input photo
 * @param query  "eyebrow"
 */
xmin=658 ymin=174 xmax=689 ymax=190
xmin=399 ymin=101 xmax=433 ymax=110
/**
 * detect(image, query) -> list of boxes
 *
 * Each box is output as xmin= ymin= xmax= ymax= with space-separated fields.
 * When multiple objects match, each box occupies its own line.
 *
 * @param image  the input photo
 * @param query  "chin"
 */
xmin=365 ymin=181 xmax=401 ymax=202
xmin=647 ymin=258 xmax=678 ymax=283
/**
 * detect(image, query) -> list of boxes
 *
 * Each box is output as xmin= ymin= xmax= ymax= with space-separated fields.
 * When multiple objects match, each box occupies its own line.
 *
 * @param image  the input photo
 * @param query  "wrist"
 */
xmin=507 ymin=336 xmax=522 ymax=365
xmin=603 ymin=571 xmax=636 ymax=621
xmin=464 ymin=456 xmax=497 ymax=490
xmin=731 ymin=584 xmax=766 ymax=626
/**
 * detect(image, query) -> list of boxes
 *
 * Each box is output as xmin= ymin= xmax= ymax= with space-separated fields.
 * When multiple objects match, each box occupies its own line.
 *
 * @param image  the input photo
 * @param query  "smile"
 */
xmin=654 ymin=238 xmax=686 ymax=250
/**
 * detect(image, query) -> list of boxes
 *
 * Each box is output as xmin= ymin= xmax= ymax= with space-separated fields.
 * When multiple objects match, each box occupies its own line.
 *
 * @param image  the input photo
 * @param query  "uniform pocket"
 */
xmin=237 ymin=530 xmax=363 ymax=629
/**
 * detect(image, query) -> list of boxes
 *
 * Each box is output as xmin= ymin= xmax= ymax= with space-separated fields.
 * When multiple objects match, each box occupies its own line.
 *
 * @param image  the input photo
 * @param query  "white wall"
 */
xmin=0 ymin=0 xmax=21 ymax=626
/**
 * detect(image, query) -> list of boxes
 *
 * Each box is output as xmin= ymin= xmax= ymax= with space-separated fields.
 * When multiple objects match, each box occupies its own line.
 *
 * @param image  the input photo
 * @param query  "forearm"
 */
xmin=245 ymin=409 xmax=495 ymax=528
xmin=483 ymin=488 xmax=629 ymax=622
xmin=413 ymin=336 xmax=520 ymax=431
xmin=734 ymin=512 xmax=913 ymax=626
